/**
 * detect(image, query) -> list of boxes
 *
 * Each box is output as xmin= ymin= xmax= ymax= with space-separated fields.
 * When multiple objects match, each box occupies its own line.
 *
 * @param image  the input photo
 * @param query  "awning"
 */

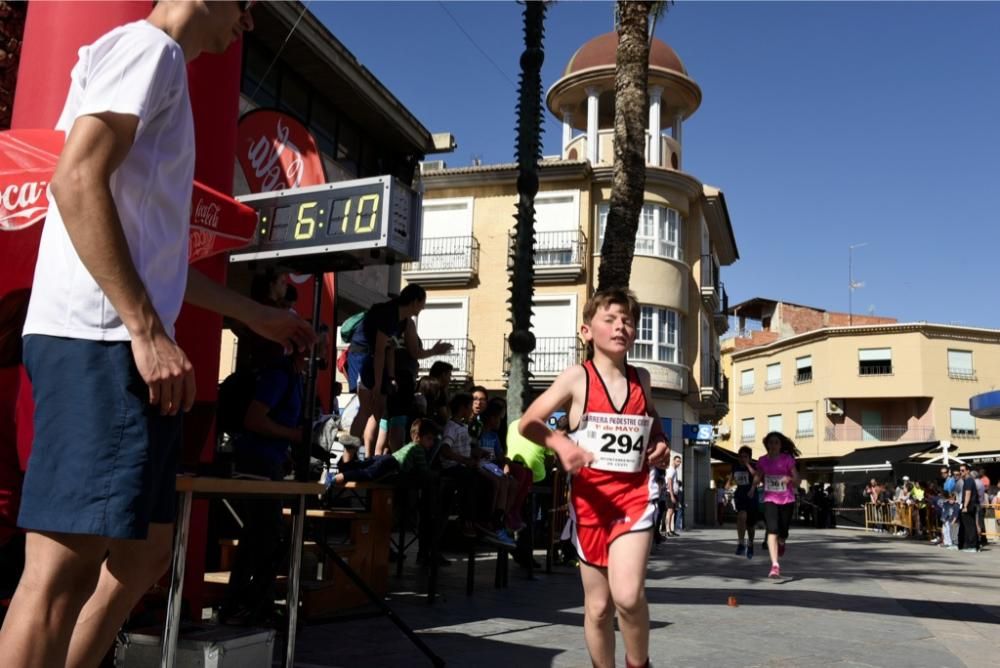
xmin=963 ymin=452 xmax=1000 ymax=465
xmin=710 ymin=445 xmax=741 ymax=465
xmin=971 ymin=391 xmax=1000 ymax=419
xmin=0 ymin=129 xmax=257 ymax=262
xmin=834 ymin=441 xmax=942 ymax=470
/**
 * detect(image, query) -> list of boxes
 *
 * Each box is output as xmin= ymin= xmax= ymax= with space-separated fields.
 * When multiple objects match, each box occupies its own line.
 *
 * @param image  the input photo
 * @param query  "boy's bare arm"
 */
xmin=636 ymin=367 xmax=670 ymax=467
xmin=520 ymin=365 xmax=593 ymax=473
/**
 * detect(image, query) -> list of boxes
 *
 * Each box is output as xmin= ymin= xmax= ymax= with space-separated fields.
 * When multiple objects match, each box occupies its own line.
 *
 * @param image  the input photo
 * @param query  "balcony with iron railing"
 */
xmin=700 ymin=254 xmax=721 ymax=311
xmin=508 ymin=229 xmax=587 ymax=283
xmin=402 ymin=236 xmax=479 ymax=286
xmin=503 ymin=336 xmax=585 ymax=383
xmin=699 ymin=358 xmax=723 ymax=402
xmin=948 ymin=366 xmax=977 ymax=381
xmin=417 ymin=338 xmax=475 ymax=379
xmin=824 ymin=425 xmax=935 ymax=442
xmin=713 ymin=281 xmax=730 ymax=334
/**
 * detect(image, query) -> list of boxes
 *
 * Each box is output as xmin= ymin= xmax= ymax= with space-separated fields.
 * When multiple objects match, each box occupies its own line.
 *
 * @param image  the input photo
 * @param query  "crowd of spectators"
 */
xmin=862 ymin=464 xmax=996 ymax=552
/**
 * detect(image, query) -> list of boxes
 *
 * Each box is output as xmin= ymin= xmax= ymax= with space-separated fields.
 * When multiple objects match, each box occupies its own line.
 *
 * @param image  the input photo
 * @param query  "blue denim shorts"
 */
xmin=19 ymin=335 xmax=182 ymax=539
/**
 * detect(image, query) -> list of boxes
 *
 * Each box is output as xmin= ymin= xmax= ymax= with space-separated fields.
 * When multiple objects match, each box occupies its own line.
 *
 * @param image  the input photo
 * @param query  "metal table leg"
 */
xmin=161 ymin=489 xmax=192 ymax=668
xmin=285 ymin=494 xmax=306 ymax=668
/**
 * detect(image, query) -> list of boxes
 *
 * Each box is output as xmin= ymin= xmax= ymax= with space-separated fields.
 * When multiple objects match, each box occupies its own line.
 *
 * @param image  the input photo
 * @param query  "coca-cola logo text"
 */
xmin=193 ymin=198 xmax=221 ymax=230
xmin=246 ymin=118 xmax=305 ymax=193
xmin=0 ymin=180 xmax=48 ymax=232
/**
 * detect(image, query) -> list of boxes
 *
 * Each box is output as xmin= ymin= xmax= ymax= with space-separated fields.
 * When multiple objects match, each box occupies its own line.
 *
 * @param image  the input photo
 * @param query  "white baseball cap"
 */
xmin=901 ymin=475 xmax=910 ymax=481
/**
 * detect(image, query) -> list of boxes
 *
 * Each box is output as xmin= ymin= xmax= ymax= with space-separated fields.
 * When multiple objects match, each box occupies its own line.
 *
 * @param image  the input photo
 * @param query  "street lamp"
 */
xmin=848 ymin=242 xmax=868 ymax=326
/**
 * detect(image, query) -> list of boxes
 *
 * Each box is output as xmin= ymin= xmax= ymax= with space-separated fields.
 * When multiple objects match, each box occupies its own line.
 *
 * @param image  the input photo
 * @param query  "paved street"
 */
xmin=293 ymin=527 xmax=999 ymax=668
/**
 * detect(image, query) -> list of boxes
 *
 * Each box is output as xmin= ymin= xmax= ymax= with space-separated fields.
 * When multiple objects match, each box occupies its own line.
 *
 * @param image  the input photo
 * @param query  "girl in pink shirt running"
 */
xmin=752 ymin=432 xmax=800 ymax=578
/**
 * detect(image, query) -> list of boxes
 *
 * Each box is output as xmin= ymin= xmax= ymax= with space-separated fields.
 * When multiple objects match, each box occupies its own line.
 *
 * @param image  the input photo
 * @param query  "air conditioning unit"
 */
xmin=825 ymin=398 xmax=845 ymax=416
xmin=419 ymin=160 xmax=446 ymax=173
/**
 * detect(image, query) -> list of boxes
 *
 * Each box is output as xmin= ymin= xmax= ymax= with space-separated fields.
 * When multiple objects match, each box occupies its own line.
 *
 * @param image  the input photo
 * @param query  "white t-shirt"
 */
xmin=665 ymin=464 xmax=679 ymax=495
xmin=23 ymin=20 xmax=194 ymax=341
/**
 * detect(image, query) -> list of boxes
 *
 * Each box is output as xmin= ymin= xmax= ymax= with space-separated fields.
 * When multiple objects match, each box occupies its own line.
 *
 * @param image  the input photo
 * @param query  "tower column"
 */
xmin=586 ymin=86 xmax=599 ymax=164
xmin=672 ymin=112 xmax=683 ymax=169
xmin=561 ymin=105 xmax=574 ymax=156
xmin=648 ymin=85 xmax=663 ymax=166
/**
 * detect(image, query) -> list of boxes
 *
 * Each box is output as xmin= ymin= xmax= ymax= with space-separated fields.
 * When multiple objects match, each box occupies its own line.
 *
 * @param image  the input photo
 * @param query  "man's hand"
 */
xmin=555 ymin=442 xmax=594 ymax=475
xmin=431 ymin=340 xmax=453 ymax=355
xmin=245 ymin=302 xmax=316 ymax=353
xmin=647 ymin=436 xmax=669 ymax=468
xmin=132 ymin=330 xmax=195 ymax=415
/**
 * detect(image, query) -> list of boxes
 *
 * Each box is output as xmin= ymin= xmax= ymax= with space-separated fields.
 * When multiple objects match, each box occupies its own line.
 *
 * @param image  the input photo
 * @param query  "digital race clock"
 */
xmin=228 ymin=176 xmax=422 ymax=273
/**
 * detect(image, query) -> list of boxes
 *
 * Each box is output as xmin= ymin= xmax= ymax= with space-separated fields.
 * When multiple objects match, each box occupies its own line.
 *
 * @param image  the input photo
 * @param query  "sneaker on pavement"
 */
xmin=735 ymin=543 xmax=746 ymax=556
xmin=960 ymin=547 xmax=979 ymax=553
xmin=768 ymin=563 xmax=781 ymax=579
xmin=946 ymin=545 xmax=959 ymax=551
xmin=746 ymin=545 xmax=754 ymax=560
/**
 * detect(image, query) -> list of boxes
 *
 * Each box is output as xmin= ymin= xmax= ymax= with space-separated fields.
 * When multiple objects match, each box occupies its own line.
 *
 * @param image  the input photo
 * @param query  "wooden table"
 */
xmin=162 ymin=476 xmax=325 ymax=668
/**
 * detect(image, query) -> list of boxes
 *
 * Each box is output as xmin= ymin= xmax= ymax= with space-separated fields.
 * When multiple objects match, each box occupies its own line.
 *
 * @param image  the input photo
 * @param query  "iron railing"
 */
xmin=716 ymin=282 xmax=729 ymax=316
xmin=795 ymin=369 xmax=813 ymax=384
xmin=701 ymin=254 xmax=720 ymax=293
xmin=859 ymin=364 xmax=893 ymax=376
xmin=701 ymin=357 xmax=723 ymax=391
xmin=417 ymin=338 xmax=475 ymax=377
xmin=950 ymin=428 xmax=979 ymax=439
xmin=503 ymin=336 xmax=584 ymax=375
xmin=739 ymin=384 xmax=754 ymax=395
xmin=824 ymin=425 xmax=935 ymax=442
xmin=525 ymin=229 xmax=587 ymax=267
xmin=948 ymin=367 xmax=977 ymax=381
xmin=403 ymin=236 xmax=479 ymax=274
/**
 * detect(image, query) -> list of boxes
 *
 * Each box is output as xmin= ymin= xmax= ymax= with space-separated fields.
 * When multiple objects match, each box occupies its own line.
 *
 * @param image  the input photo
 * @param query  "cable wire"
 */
xmin=241 ymin=1 xmax=313 ymax=113
xmin=437 ymin=1 xmax=516 ymax=87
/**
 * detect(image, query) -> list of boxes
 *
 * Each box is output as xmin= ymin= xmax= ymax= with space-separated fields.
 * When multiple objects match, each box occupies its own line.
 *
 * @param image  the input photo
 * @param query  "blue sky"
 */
xmin=314 ymin=1 xmax=1000 ymax=328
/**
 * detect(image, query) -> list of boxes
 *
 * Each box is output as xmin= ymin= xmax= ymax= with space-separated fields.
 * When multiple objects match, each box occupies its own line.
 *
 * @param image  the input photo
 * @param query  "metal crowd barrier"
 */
xmin=863 ymin=501 xmax=939 ymax=537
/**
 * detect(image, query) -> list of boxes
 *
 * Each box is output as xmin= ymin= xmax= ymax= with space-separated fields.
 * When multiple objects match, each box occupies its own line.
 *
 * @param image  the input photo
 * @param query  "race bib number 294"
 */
xmin=575 ymin=412 xmax=653 ymax=473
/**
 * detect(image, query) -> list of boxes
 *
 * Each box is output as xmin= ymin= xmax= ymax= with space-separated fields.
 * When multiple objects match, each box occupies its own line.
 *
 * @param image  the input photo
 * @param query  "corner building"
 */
xmin=409 ymin=33 xmax=739 ymax=501
xmin=718 ymin=297 xmax=1000 ymax=481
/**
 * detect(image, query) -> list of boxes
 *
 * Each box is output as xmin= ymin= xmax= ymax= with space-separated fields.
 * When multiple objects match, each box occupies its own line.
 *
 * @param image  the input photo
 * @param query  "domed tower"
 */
xmin=546 ymin=32 xmax=737 ymax=431
xmin=547 ymin=31 xmax=701 ymax=169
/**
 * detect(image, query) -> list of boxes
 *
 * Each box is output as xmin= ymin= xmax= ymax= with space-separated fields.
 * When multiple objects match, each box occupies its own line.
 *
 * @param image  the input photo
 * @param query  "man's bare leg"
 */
xmin=66 ymin=523 xmax=174 ymax=668
xmin=665 ymin=507 xmax=675 ymax=533
xmin=608 ymin=530 xmax=652 ymax=668
xmin=0 ymin=531 xmax=109 ymax=668
xmin=579 ymin=561 xmax=615 ymax=668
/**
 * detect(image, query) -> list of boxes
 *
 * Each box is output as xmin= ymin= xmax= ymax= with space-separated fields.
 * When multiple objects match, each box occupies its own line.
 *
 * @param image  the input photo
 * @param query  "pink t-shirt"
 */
xmin=757 ymin=453 xmax=797 ymax=505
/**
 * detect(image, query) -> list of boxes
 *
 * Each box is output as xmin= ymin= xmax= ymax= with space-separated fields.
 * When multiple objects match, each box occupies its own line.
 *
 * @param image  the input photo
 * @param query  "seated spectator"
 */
xmin=439 ymin=393 xmax=481 ymax=538
xmin=334 ymin=418 xmax=438 ymax=485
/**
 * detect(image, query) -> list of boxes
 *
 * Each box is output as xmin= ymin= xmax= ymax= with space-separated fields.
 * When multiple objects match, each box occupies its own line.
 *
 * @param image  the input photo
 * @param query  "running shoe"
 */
xmin=768 ymin=563 xmax=781 ymax=579
xmin=777 ymin=542 xmax=786 ymax=558
xmin=746 ymin=544 xmax=754 ymax=560
xmin=735 ymin=543 xmax=746 ymax=556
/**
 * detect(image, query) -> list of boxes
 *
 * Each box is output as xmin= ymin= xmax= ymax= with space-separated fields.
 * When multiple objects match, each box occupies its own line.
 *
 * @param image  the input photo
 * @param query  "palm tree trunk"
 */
xmin=597 ymin=0 xmax=653 ymax=292
xmin=506 ymin=0 xmax=547 ymax=421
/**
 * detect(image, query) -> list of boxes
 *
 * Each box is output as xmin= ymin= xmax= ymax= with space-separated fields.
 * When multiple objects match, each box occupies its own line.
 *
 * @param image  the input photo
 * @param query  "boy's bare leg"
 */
xmin=0 ymin=531 xmax=109 ymax=668
xmin=608 ymin=530 xmax=652 ymax=667
xmin=65 ymin=523 xmax=174 ymax=668
xmin=374 ymin=423 xmax=389 ymax=456
xmin=579 ymin=561 xmax=615 ymax=668
xmin=350 ymin=387 xmax=373 ymax=440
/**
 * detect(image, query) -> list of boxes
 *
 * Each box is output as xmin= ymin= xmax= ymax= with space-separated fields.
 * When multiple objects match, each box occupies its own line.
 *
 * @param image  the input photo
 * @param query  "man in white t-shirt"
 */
xmin=0 ymin=3 xmax=315 ymax=666
xmin=663 ymin=454 xmax=681 ymax=536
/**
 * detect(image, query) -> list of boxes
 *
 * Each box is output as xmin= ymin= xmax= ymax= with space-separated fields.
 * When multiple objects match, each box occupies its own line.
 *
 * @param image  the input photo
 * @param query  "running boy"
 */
xmin=732 ymin=445 xmax=758 ymax=559
xmin=520 ymin=289 xmax=669 ymax=668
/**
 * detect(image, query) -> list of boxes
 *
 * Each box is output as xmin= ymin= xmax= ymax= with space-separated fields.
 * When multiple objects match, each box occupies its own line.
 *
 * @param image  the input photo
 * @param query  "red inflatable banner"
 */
xmin=0 ymin=129 xmax=257 ymax=263
xmin=236 ymin=109 xmax=326 ymax=193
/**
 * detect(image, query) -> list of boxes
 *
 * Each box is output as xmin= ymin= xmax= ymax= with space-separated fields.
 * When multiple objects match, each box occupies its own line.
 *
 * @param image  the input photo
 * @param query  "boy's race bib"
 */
xmin=575 ymin=412 xmax=653 ymax=473
xmin=764 ymin=475 xmax=786 ymax=493
xmin=733 ymin=471 xmax=750 ymax=486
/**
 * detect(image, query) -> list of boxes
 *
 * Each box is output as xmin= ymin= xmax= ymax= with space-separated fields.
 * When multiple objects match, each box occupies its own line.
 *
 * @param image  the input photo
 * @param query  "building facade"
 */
xmin=719 ymin=297 xmax=1000 ymax=469
xmin=407 ymin=33 xmax=739 ymax=520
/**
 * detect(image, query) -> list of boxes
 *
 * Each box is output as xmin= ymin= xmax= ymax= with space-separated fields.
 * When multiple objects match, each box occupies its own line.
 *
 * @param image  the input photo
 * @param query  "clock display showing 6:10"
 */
xmin=259 ymin=190 xmax=383 ymax=246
